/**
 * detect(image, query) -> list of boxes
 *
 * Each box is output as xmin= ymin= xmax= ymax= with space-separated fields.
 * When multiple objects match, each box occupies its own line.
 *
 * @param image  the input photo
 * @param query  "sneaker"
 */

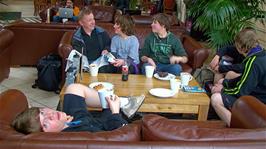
xmin=121 ymin=95 xmax=145 ymax=119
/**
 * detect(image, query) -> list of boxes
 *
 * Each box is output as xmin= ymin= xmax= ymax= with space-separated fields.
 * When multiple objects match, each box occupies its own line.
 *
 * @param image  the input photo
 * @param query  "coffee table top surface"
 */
xmin=77 ymin=73 xmax=209 ymax=106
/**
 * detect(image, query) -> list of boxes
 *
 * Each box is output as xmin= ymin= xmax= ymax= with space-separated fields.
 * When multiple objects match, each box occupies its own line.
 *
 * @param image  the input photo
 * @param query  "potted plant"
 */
xmin=188 ymin=0 xmax=266 ymax=49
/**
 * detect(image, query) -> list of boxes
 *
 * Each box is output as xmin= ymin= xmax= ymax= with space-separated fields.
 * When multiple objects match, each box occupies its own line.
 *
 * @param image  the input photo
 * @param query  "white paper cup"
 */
xmin=90 ymin=64 xmax=99 ymax=76
xmin=145 ymin=66 xmax=155 ymax=78
xmin=180 ymin=72 xmax=192 ymax=87
xmin=98 ymin=88 xmax=114 ymax=109
xmin=170 ymin=79 xmax=181 ymax=93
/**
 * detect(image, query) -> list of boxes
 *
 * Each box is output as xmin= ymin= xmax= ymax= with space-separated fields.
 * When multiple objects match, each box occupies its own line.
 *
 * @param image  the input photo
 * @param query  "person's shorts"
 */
xmin=221 ymin=93 xmax=238 ymax=110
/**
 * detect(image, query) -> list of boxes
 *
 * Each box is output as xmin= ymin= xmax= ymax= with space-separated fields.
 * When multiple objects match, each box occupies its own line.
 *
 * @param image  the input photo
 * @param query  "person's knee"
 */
xmin=225 ymin=71 xmax=240 ymax=79
xmin=65 ymin=83 xmax=85 ymax=94
xmin=170 ymin=64 xmax=182 ymax=75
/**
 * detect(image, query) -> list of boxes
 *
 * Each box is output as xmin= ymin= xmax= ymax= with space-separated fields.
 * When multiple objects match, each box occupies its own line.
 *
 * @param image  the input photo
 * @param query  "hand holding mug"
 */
xmin=106 ymin=95 xmax=120 ymax=114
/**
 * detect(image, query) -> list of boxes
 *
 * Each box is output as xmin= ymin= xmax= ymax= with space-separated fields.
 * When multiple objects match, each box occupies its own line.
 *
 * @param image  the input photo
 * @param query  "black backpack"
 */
xmin=32 ymin=54 xmax=62 ymax=93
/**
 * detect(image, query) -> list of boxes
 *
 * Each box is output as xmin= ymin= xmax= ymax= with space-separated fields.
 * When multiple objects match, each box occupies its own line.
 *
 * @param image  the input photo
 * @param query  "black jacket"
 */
xmin=217 ymin=45 xmax=245 ymax=73
xmin=223 ymin=49 xmax=266 ymax=103
xmin=71 ymin=26 xmax=111 ymax=61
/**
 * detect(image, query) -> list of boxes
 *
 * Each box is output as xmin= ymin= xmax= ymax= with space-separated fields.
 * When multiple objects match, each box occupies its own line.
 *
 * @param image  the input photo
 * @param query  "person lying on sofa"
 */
xmin=53 ymin=0 xmax=80 ymax=22
xmin=211 ymin=28 xmax=266 ymax=126
xmin=109 ymin=15 xmax=140 ymax=74
xmin=71 ymin=7 xmax=115 ymax=73
xmin=12 ymin=83 xmax=144 ymax=134
xmin=140 ymin=13 xmax=188 ymax=76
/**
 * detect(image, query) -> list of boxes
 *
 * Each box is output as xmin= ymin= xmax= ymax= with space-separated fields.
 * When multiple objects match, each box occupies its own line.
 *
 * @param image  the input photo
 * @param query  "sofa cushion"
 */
xmin=142 ymin=114 xmax=266 ymax=141
xmin=89 ymin=5 xmax=115 ymax=23
xmin=24 ymin=123 xmax=141 ymax=141
xmin=131 ymin=14 xmax=182 ymax=26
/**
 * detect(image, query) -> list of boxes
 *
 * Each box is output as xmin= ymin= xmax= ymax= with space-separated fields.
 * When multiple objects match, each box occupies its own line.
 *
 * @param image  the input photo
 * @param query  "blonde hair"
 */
xmin=235 ymin=28 xmax=258 ymax=52
xmin=78 ymin=6 xmax=93 ymax=21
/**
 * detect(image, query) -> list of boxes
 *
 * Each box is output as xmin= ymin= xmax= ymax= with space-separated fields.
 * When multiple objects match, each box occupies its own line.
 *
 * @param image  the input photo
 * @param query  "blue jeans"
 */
xmin=52 ymin=16 xmax=78 ymax=23
xmin=141 ymin=62 xmax=182 ymax=76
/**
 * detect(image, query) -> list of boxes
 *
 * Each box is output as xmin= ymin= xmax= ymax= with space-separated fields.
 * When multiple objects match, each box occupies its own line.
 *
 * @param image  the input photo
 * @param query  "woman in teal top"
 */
xmin=110 ymin=15 xmax=140 ymax=74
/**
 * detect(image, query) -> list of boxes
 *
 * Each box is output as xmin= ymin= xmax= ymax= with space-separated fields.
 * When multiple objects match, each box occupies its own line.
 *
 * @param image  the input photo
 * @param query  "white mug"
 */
xmin=180 ymin=72 xmax=192 ymax=87
xmin=89 ymin=64 xmax=99 ymax=76
xmin=98 ymin=88 xmax=114 ymax=109
xmin=170 ymin=79 xmax=181 ymax=93
xmin=145 ymin=66 xmax=155 ymax=78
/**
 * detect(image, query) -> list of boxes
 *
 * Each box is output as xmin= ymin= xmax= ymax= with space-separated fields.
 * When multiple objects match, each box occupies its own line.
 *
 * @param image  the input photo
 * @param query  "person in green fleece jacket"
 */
xmin=140 ymin=13 xmax=188 ymax=76
xmin=211 ymin=28 xmax=266 ymax=126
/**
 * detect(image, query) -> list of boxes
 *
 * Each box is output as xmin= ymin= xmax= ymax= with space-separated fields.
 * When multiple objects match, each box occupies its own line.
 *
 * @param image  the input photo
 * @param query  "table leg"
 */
xmin=198 ymin=105 xmax=209 ymax=121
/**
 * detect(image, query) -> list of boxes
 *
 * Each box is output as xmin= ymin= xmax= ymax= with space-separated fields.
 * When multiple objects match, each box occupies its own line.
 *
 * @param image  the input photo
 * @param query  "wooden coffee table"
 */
xmin=60 ymin=73 xmax=210 ymax=121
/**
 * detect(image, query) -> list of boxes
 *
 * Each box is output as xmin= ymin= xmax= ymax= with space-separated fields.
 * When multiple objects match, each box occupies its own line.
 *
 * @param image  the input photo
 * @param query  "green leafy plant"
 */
xmin=189 ymin=0 xmax=266 ymax=49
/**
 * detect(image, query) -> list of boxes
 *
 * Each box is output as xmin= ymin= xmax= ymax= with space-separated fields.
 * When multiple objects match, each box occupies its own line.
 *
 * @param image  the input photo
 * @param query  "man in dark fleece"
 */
xmin=71 ymin=6 xmax=115 ymax=73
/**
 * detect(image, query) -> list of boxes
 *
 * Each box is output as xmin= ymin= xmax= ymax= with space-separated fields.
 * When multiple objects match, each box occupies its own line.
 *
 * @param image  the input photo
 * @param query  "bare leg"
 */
xmin=211 ymin=93 xmax=231 ymax=126
xmin=225 ymin=71 xmax=241 ymax=80
xmin=214 ymin=73 xmax=224 ymax=84
xmin=65 ymin=83 xmax=101 ymax=108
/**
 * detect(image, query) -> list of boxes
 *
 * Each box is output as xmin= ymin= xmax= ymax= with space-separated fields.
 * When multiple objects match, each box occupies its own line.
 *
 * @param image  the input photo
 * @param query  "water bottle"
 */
xmin=122 ymin=62 xmax=129 ymax=81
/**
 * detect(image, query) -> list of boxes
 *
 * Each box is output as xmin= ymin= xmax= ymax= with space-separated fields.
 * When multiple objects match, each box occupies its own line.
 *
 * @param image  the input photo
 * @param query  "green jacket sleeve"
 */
xmin=171 ymin=34 xmax=187 ymax=56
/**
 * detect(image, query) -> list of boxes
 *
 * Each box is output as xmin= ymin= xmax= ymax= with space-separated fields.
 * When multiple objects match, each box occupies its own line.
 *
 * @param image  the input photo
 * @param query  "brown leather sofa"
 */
xmin=0 ymin=29 xmax=14 ymax=82
xmin=4 ymin=22 xmax=79 ymax=66
xmin=3 ymin=6 xmax=197 ymax=68
xmin=0 ymin=89 xmax=265 ymax=148
xmin=58 ymin=22 xmax=209 ymax=85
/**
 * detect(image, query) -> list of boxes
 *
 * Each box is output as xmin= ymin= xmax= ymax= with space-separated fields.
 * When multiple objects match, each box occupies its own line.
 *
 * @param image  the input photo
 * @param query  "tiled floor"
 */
xmin=0 ymin=67 xmax=60 ymax=110
xmin=0 ymin=0 xmax=34 ymax=17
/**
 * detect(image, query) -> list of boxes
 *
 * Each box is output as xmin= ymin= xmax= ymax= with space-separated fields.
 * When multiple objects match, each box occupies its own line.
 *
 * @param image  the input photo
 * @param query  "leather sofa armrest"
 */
xmin=0 ymin=29 xmax=14 ymax=82
xmin=0 ymin=29 xmax=14 ymax=53
xmin=181 ymin=34 xmax=210 ymax=71
xmin=58 ymin=31 xmax=74 ymax=59
xmin=0 ymin=89 xmax=28 ymax=124
xmin=230 ymin=96 xmax=266 ymax=129
xmin=58 ymin=31 xmax=74 ymax=86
